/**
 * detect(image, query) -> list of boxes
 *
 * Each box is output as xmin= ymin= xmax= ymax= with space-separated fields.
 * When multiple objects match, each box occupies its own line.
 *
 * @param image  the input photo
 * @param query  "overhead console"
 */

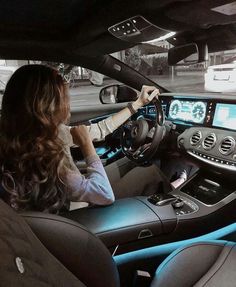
xmin=108 ymin=15 xmax=174 ymax=43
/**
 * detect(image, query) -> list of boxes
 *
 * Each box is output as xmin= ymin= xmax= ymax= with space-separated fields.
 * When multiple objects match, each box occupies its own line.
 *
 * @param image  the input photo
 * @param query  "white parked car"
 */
xmin=205 ymin=62 xmax=236 ymax=92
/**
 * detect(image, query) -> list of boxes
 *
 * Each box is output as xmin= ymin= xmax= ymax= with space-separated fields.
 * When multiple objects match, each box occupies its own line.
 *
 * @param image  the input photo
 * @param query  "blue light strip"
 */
xmin=114 ymin=223 xmax=236 ymax=264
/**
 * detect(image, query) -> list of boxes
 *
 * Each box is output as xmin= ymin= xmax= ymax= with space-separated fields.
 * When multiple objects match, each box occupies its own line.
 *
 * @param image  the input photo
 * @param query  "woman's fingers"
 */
xmin=140 ymin=85 xmax=160 ymax=104
xmin=70 ymin=125 xmax=92 ymax=146
xmin=141 ymin=85 xmax=157 ymax=93
xmin=132 ymin=85 xmax=160 ymax=108
xmin=147 ymin=88 xmax=160 ymax=101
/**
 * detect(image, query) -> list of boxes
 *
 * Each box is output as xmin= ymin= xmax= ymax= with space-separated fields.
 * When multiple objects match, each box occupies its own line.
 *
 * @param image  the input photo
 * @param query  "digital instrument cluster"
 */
xmin=139 ymin=98 xmax=236 ymax=132
xmin=168 ymin=100 xmax=207 ymax=124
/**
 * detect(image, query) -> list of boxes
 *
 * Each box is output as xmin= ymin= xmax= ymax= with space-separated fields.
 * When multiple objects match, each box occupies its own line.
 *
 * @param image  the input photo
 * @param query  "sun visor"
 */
xmin=108 ymin=15 xmax=174 ymax=43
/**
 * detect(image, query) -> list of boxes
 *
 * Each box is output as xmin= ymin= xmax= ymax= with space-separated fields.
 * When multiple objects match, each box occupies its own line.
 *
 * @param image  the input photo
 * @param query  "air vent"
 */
xmin=219 ymin=136 xmax=235 ymax=155
xmin=190 ymin=131 xmax=202 ymax=146
xmin=202 ymin=133 xmax=216 ymax=150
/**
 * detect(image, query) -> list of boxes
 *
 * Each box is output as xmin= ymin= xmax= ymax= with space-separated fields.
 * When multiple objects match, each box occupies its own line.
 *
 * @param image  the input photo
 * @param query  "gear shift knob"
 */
xmin=148 ymin=193 xmax=178 ymax=206
xmin=148 ymin=182 xmax=184 ymax=207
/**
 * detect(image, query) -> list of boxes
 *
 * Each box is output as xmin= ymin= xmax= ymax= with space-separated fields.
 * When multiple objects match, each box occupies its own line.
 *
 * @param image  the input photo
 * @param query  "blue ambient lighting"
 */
xmin=114 ymin=223 xmax=236 ymax=265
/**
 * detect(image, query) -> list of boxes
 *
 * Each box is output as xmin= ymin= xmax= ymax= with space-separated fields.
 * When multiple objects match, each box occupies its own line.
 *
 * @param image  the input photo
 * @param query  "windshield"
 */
xmin=120 ymin=43 xmax=236 ymax=94
xmin=0 ymin=45 xmax=236 ymax=109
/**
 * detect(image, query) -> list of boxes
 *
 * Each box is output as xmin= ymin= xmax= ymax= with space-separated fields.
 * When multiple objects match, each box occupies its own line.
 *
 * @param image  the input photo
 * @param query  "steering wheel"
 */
xmin=121 ymin=97 xmax=166 ymax=163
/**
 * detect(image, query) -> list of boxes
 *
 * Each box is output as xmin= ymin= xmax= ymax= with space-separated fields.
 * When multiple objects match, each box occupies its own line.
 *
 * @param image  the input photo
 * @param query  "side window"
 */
xmin=0 ymin=60 xmax=120 ymax=109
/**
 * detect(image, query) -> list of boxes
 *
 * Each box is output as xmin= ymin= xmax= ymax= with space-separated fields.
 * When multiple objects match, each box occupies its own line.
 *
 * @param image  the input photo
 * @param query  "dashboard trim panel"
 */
xmin=187 ymin=150 xmax=236 ymax=171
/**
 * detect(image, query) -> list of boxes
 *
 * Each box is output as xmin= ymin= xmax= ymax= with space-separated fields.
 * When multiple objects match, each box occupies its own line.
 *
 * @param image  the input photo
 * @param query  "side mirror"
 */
xmin=168 ymin=43 xmax=208 ymax=66
xmin=99 ymin=84 xmax=138 ymax=104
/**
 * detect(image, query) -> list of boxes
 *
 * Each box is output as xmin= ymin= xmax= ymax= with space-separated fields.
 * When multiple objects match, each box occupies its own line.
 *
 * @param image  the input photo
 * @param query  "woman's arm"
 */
xmin=65 ymin=154 xmax=115 ymax=205
xmin=88 ymin=85 xmax=160 ymax=141
xmin=59 ymin=85 xmax=160 ymax=144
xmin=67 ymin=125 xmax=115 ymax=205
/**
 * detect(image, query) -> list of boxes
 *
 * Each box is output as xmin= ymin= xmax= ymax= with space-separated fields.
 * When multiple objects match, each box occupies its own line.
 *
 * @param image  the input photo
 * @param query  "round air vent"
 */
xmin=219 ymin=136 xmax=235 ymax=155
xmin=202 ymin=133 xmax=216 ymax=150
xmin=190 ymin=131 xmax=202 ymax=146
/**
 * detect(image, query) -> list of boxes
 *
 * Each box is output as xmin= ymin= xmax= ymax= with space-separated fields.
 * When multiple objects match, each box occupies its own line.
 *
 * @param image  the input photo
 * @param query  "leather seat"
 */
xmin=21 ymin=211 xmax=236 ymax=287
xmin=21 ymin=211 xmax=120 ymax=287
xmin=0 ymin=199 xmax=86 ymax=287
xmin=1 ymin=198 xmax=236 ymax=287
xmin=151 ymin=241 xmax=236 ymax=287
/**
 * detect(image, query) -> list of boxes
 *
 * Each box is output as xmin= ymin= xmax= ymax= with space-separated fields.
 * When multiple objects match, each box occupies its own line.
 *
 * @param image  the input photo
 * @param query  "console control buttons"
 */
xmin=173 ymin=196 xmax=199 ymax=216
xmin=172 ymin=197 xmax=184 ymax=208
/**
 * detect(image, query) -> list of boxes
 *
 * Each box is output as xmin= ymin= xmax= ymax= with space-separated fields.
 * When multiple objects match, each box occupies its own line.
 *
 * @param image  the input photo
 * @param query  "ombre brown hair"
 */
xmin=0 ymin=64 xmax=70 ymax=212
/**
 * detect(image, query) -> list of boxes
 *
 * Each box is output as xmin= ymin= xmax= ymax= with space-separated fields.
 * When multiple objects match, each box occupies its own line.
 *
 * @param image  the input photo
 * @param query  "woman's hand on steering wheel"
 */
xmin=133 ymin=85 xmax=160 ymax=110
xmin=121 ymin=89 xmax=165 ymax=163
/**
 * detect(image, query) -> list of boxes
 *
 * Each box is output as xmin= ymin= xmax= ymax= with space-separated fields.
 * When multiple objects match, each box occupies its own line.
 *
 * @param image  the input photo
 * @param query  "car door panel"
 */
xmin=70 ymin=103 xmax=127 ymax=124
xmin=70 ymin=103 xmax=126 ymax=164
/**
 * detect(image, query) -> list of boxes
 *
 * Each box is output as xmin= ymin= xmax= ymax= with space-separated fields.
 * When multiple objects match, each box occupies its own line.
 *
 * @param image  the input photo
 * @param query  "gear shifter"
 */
xmin=148 ymin=192 xmax=178 ymax=206
xmin=148 ymin=182 xmax=184 ymax=207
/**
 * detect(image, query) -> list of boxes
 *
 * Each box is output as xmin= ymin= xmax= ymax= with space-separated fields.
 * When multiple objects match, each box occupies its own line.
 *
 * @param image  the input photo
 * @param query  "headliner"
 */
xmin=0 ymin=1 xmax=236 ymax=60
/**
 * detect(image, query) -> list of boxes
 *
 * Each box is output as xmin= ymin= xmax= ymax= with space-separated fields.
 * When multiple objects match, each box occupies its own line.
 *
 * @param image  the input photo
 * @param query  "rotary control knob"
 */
xmin=171 ymin=197 xmax=184 ymax=208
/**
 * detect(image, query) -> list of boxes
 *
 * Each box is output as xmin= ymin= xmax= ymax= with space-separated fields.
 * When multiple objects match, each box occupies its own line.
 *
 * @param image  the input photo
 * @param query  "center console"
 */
xmin=62 ymin=197 xmax=177 ymax=254
xmin=180 ymin=173 xmax=236 ymax=205
xmin=61 ymin=168 xmax=236 ymax=255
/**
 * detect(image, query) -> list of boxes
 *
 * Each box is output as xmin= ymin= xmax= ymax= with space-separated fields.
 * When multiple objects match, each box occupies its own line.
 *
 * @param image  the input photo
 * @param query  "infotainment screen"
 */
xmin=168 ymin=100 xmax=207 ymax=124
xmin=213 ymin=103 xmax=236 ymax=130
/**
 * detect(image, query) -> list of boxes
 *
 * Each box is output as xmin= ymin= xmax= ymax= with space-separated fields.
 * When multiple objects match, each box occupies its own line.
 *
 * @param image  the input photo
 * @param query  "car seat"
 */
xmin=1 ymin=199 xmax=236 ymax=287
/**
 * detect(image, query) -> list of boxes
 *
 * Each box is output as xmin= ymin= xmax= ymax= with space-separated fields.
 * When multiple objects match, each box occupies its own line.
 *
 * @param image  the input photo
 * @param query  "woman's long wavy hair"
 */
xmin=0 ymin=64 xmax=70 ymax=213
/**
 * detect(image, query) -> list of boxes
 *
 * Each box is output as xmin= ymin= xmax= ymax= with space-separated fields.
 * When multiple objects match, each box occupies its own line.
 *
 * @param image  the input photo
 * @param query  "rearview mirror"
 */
xmin=99 ymin=84 xmax=138 ymax=104
xmin=168 ymin=43 xmax=208 ymax=66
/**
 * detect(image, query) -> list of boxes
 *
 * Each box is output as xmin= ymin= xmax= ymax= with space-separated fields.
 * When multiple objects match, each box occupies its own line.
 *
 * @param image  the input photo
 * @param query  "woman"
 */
xmin=0 ymin=64 xmax=160 ymax=213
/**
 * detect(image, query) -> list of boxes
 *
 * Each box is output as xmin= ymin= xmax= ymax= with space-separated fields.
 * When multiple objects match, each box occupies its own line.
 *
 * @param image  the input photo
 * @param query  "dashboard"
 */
xmin=140 ymin=94 xmax=236 ymax=132
xmin=138 ymin=93 xmax=236 ymax=172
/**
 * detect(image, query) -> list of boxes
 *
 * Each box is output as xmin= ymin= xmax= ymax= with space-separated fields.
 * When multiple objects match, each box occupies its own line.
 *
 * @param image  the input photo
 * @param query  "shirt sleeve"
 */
xmin=58 ymin=124 xmax=74 ymax=147
xmin=65 ymin=154 xmax=115 ymax=205
xmin=58 ymin=118 xmax=117 ymax=146
xmin=88 ymin=116 xmax=117 ymax=141
xmin=58 ymin=124 xmax=115 ymax=205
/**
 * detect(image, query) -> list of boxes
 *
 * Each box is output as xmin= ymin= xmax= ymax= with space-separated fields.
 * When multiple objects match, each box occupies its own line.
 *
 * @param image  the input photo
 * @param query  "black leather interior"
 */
xmin=62 ymin=198 xmax=162 ymax=248
xmin=0 ymin=200 xmax=85 ymax=287
xmin=151 ymin=241 xmax=236 ymax=287
xmin=21 ymin=211 xmax=120 ymax=287
xmin=0 ymin=198 xmax=236 ymax=287
xmin=21 ymin=208 xmax=236 ymax=287
xmin=60 ymin=197 xmax=176 ymax=249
